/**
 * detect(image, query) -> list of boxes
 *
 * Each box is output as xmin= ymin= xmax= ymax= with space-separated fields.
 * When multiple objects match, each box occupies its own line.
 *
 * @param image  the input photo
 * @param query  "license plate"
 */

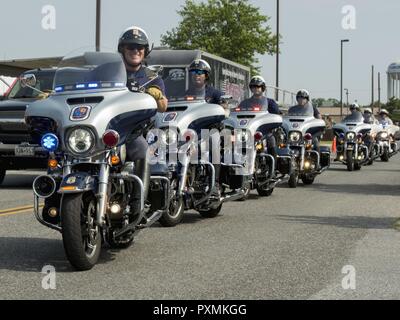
xmin=15 ymin=146 xmax=35 ymax=157
xmin=347 ymin=146 xmax=354 ymax=150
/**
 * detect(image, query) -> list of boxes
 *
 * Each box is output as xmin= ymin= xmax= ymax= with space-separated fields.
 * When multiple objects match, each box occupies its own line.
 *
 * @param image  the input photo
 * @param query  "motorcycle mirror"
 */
xmin=20 ymin=74 xmax=37 ymax=88
xmin=148 ymin=65 xmax=164 ymax=75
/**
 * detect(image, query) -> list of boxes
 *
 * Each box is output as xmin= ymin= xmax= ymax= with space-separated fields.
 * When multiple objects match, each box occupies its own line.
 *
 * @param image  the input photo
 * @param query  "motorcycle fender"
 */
xmin=58 ymin=172 xmax=97 ymax=194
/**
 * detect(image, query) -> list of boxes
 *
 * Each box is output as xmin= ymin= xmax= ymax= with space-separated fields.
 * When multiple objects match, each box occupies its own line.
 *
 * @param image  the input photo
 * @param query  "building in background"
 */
xmin=387 ymin=62 xmax=400 ymax=100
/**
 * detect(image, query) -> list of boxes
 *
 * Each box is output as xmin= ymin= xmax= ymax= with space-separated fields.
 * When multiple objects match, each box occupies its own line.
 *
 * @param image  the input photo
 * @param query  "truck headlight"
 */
xmin=289 ymin=132 xmax=301 ymax=142
xmin=67 ymin=128 xmax=95 ymax=154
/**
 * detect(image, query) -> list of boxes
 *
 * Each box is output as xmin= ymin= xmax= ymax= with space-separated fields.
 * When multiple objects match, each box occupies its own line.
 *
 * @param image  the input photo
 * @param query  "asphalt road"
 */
xmin=0 ymin=156 xmax=399 ymax=300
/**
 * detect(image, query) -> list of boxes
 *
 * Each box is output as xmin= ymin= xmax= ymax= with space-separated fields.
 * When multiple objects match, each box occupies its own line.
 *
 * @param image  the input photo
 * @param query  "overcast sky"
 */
xmin=0 ymin=0 xmax=399 ymax=104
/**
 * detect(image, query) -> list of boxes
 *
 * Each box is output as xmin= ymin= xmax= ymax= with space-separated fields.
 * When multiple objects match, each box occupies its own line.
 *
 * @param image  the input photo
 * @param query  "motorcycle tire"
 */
xmin=288 ymin=173 xmax=298 ymax=188
xmin=381 ymin=149 xmax=389 ymax=162
xmin=257 ymin=187 xmax=274 ymax=197
xmin=354 ymin=162 xmax=362 ymax=171
xmin=346 ymin=150 xmax=354 ymax=172
xmin=302 ymin=176 xmax=315 ymax=185
xmin=199 ymin=204 xmax=223 ymax=218
xmin=0 ymin=168 xmax=6 ymax=186
xmin=61 ymin=193 xmax=101 ymax=271
xmin=159 ymin=195 xmax=185 ymax=227
xmin=106 ymin=233 xmax=134 ymax=249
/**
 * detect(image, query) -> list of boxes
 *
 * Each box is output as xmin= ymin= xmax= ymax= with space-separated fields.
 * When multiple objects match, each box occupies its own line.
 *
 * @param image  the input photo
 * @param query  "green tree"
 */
xmin=161 ymin=0 xmax=277 ymax=73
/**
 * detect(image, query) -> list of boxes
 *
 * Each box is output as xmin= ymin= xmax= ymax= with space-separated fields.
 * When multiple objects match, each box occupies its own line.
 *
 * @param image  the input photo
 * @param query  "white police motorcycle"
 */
xmin=223 ymin=104 xmax=292 ymax=198
xmin=150 ymin=79 xmax=245 ymax=227
xmin=282 ymin=104 xmax=330 ymax=187
xmin=333 ymin=112 xmax=372 ymax=171
xmin=375 ymin=120 xmax=399 ymax=162
xmin=25 ymin=50 xmax=170 ymax=270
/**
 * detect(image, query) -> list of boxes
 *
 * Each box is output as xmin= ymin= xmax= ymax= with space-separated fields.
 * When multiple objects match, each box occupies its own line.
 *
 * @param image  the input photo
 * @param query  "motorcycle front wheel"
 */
xmin=61 ymin=193 xmax=101 ymax=271
xmin=346 ymin=150 xmax=354 ymax=171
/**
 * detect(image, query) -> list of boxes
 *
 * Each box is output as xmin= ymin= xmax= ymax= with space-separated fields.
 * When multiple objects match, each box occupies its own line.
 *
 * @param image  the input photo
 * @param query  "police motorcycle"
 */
xmin=223 ymin=103 xmax=292 ymax=198
xmin=149 ymin=80 xmax=246 ymax=227
xmin=375 ymin=120 xmax=399 ymax=162
xmin=25 ymin=50 xmax=171 ymax=270
xmin=282 ymin=104 xmax=330 ymax=187
xmin=333 ymin=112 xmax=372 ymax=171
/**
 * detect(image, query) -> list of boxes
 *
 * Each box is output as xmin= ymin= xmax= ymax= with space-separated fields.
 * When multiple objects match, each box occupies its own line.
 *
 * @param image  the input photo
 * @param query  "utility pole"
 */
xmin=344 ymin=88 xmax=349 ymax=112
xmin=378 ymin=72 xmax=381 ymax=113
xmin=275 ymin=0 xmax=280 ymax=101
xmin=96 ymin=0 xmax=101 ymax=51
xmin=371 ymin=65 xmax=375 ymax=108
xmin=340 ymin=39 xmax=350 ymax=119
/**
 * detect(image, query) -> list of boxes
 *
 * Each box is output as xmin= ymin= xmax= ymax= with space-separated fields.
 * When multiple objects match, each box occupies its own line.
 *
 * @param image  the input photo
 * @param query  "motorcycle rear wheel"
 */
xmin=199 ymin=204 xmax=223 ymax=218
xmin=61 ymin=193 xmax=101 ymax=271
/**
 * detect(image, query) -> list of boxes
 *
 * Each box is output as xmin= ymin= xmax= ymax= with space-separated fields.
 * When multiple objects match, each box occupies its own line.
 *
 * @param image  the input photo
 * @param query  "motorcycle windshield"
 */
xmin=161 ymin=67 xmax=205 ymax=102
xmin=342 ymin=112 xmax=364 ymax=123
xmin=53 ymin=50 xmax=127 ymax=93
xmin=288 ymin=103 xmax=314 ymax=117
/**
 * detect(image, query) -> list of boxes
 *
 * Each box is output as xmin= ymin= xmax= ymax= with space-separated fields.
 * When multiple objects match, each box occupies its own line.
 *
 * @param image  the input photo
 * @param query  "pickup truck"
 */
xmin=0 ymin=68 xmax=55 ymax=185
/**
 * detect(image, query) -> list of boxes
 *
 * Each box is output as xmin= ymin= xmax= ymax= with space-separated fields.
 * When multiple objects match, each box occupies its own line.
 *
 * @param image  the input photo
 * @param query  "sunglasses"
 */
xmin=250 ymin=85 xmax=263 ymax=89
xmin=190 ymin=70 xmax=207 ymax=75
xmin=125 ymin=44 xmax=145 ymax=51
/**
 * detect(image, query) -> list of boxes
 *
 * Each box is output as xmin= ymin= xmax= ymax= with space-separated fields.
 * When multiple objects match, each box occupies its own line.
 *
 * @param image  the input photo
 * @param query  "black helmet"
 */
xmin=249 ymin=76 xmax=266 ymax=91
xmin=118 ymin=26 xmax=151 ymax=57
xmin=296 ymin=89 xmax=310 ymax=101
xmin=189 ymin=59 xmax=211 ymax=79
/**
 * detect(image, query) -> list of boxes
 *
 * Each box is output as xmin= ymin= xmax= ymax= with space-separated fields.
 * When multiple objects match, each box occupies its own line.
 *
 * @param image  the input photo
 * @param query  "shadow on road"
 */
xmin=274 ymin=215 xmax=396 ymax=230
xmin=308 ymin=183 xmax=400 ymax=197
xmin=0 ymin=237 xmax=120 ymax=273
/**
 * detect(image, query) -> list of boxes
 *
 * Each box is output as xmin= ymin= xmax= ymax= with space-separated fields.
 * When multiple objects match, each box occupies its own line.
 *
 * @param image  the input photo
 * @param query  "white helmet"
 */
xmin=380 ymin=108 xmax=389 ymax=116
xmin=350 ymin=103 xmax=361 ymax=111
xmin=364 ymin=107 xmax=372 ymax=114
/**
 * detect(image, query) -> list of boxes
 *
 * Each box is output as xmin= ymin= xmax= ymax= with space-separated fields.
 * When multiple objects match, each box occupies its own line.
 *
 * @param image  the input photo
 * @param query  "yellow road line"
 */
xmin=0 ymin=204 xmax=44 ymax=217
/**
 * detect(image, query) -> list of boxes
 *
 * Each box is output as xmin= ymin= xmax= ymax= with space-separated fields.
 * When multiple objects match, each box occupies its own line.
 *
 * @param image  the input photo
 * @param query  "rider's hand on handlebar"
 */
xmin=146 ymin=85 xmax=164 ymax=101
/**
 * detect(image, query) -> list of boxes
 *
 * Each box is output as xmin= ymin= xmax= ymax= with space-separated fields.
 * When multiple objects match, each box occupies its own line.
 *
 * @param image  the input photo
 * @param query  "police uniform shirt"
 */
xmin=187 ymin=84 xmax=222 ymax=104
xmin=239 ymin=96 xmax=280 ymax=114
xmin=127 ymin=65 xmax=166 ymax=96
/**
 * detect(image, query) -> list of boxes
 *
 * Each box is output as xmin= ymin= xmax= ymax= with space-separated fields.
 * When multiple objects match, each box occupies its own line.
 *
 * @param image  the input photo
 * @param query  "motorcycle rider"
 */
xmin=289 ymin=89 xmax=322 ymax=150
xmin=187 ymin=59 xmax=223 ymax=105
xmin=238 ymin=76 xmax=280 ymax=159
xmin=378 ymin=109 xmax=394 ymax=125
xmin=118 ymin=26 xmax=168 ymax=214
xmin=363 ymin=107 xmax=377 ymax=124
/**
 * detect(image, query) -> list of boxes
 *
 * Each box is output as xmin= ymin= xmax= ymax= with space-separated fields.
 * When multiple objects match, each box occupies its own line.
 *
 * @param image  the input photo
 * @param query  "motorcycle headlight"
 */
xmin=379 ymin=132 xmax=388 ymax=139
xmin=289 ymin=132 xmax=302 ymax=143
xmin=346 ymin=132 xmax=356 ymax=141
xmin=161 ymin=128 xmax=178 ymax=146
xmin=67 ymin=128 xmax=95 ymax=154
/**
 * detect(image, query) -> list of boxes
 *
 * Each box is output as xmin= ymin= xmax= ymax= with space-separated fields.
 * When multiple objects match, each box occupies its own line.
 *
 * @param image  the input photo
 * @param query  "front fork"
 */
xmin=97 ymin=163 xmax=110 ymax=226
